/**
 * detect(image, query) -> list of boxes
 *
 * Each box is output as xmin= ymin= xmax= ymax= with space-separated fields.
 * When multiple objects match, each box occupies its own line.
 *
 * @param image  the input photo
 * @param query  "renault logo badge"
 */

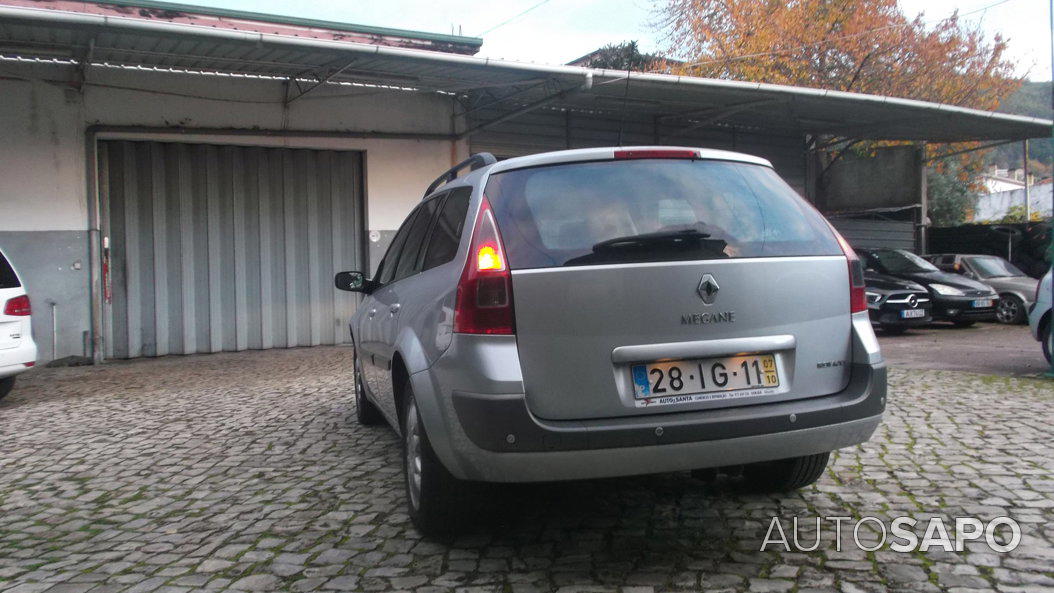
xmin=697 ymin=274 xmax=719 ymax=305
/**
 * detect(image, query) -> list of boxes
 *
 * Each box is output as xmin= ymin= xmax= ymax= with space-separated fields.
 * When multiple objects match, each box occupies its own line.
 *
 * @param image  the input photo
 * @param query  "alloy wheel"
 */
xmin=996 ymin=298 xmax=1019 ymax=324
xmin=405 ymin=405 xmax=423 ymax=511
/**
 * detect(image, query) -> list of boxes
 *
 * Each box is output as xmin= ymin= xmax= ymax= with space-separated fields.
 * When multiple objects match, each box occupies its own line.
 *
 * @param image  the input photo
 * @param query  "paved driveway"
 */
xmin=877 ymin=323 xmax=1048 ymax=378
xmin=1 ymin=347 xmax=1052 ymax=593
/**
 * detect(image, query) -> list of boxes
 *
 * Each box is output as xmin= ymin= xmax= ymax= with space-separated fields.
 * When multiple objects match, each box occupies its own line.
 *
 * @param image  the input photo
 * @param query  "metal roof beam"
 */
xmin=285 ymin=57 xmax=359 ymax=104
xmin=661 ymin=98 xmax=786 ymax=140
xmin=457 ymin=73 xmax=593 ymax=140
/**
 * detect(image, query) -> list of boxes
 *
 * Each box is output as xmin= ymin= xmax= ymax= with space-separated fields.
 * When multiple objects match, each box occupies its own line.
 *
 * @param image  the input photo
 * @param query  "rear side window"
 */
xmin=484 ymin=159 xmax=841 ymax=269
xmin=0 ymin=251 xmax=20 ymax=289
xmin=376 ymin=209 xmax=419 ymax=285
xmin=391 ymin=198 xmax=440 ymax=283
xmin=422 ymin=188 xmax=471 ymax=271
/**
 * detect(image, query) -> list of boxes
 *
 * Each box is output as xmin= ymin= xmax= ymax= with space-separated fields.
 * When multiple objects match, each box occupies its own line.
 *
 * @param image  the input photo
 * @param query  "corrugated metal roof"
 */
xmin=83 ymin=0 xmax=483 ymax=48
xmin=0 ymin=2 xmax=1049 ymax=143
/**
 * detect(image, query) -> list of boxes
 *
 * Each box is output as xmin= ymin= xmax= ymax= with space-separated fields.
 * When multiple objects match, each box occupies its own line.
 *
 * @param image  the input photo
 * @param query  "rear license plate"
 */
xmin=972 ymin=299 xmax=994 ymax=308
xmin=631 ymin=354 xmax=779 ymax=407
xmin=900 ymin=309 xmax=926 ymax=319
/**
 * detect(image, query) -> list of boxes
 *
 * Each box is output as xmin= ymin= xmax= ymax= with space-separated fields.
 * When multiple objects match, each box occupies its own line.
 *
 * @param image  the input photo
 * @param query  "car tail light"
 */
xmin=453 ymin=197 xmax=515 ymax=335
xmin=24 ymin=362 xmax=34 ymax=368
xmin=614 ymin=149 xmax=698 ymax=160
xmin=3 ymin=295 xmax=31 ymax=316
xmin=832 ymin=232 xmax=867 ymax=313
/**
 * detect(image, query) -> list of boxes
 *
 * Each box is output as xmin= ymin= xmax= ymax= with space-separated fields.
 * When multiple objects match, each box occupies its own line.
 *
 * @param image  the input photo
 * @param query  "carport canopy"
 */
xmin=0 ymin=1 xmax=1050 ymax=144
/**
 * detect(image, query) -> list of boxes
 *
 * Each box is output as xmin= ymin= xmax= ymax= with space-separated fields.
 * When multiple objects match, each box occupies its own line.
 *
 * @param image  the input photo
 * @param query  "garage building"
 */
xmin=0 ymin=0 xmax=1048 ymax=364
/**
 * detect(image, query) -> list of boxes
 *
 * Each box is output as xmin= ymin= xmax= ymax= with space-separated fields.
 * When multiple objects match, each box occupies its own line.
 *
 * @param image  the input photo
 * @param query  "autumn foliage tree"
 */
xmin=657 ymin=0 xmax=1020 ymax=108
xmin=657 ymin=0 xmax=1023 ymax=225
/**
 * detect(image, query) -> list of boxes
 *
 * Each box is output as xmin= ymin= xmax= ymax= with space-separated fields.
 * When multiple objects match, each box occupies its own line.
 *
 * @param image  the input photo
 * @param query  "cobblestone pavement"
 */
xmin=1 ymin=347 xmax=1052 ymax=593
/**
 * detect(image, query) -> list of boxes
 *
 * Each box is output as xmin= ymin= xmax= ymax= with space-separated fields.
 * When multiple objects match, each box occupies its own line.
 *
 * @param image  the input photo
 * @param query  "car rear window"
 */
xmin=0 ymin=250 xmax=20 ymax=289
xmin=484 ymin=158 xmax=841 ymax=269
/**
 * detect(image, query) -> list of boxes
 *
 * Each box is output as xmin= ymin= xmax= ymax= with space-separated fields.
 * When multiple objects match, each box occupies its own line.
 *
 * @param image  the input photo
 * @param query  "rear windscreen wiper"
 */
xmin=591 ymin=229 xmax=711 ymax=252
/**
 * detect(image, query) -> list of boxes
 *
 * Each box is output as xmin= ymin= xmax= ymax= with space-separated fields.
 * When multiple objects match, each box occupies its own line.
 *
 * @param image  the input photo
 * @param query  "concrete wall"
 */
xmin=0 ymin=61 xmax=466 ymax=362
xmin=817 ymin=146 xmax=922 ymax=213
xmin=974 ymin=184 xmax=1053 ymax=222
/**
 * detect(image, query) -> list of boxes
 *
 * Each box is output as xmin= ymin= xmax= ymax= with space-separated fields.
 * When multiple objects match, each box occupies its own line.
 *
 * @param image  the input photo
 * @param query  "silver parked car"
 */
xmin=1028 ymin=267 xmax=1052 ymax=363
xmin=336 ymin=147 xmax=886 ymax=535
xmin=927 ymin=254 xmax=1038 ymax=324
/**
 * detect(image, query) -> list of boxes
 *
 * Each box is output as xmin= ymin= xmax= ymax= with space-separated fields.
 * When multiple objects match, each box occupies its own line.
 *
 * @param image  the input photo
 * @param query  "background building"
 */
xmin=0 ymin=0 xmax=1048 ymax=364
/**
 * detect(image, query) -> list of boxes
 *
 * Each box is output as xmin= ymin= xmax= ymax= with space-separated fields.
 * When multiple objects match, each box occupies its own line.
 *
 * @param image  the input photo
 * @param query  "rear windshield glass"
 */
xmin=0 ymin=251 xmax=20 ymax=289
xmin=866 ymin=249 xmax=938 ymax=274
xmin=484 ymin=159 xmax=841 ymax=269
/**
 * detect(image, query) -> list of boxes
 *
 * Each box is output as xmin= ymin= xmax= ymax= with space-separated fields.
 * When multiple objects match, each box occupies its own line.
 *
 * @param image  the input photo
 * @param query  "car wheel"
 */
xmin=403 ymin=387 xmax=475 ymax=536
xmin=995 ymin=295 xmax=1026 ymax=324
xmin=353 ymin=350 xmax=383 ymax=426
xmin=1042 ymin=321 xmax=1052 ymax=365
xmin=743 ymin=452 xmax=830 ymax=492
xmin=953 ymin=320 xmax=976 ymax=328
xmin=0 ymin=376 xmax=14 ymax=400
xmin=881 ymin=325 xmax=907 ymax=335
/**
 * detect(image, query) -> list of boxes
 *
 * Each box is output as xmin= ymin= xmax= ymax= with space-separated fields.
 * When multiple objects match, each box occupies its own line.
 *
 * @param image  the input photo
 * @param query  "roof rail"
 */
xmin=423 ymin=153 xmax=497 ymax=197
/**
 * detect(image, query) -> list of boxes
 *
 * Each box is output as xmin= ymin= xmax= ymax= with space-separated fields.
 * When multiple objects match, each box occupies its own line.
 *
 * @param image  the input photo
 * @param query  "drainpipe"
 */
xmin=1023 ymin=139 xmax=1031 ymax=222
xmin=45 ymin=299 xmax=57 ymax=362
xmin=1046 ymin=0 xmax=1054 ymax=379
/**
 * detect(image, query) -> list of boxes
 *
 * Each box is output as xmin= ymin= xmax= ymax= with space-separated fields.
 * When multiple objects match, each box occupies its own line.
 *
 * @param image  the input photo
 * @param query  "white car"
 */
xmin=0 ymin=247 xmax=36 ymax=400
xmin=1028 ymin=267 xmax=1052 ymax=363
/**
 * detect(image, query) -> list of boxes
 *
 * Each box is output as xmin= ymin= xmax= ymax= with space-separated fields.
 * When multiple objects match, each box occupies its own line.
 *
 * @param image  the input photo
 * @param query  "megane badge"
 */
xmin=697 ymin=274 xmax=720 ymax=305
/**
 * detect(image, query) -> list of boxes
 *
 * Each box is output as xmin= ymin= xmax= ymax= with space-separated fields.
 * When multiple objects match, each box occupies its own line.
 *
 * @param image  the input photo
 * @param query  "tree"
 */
xmin=657 ymin=0 xmax=1020 ymax=109
xmin=926 ymin=164 xmax=976 ymax=227
xmin=997 ymin=205 xmax=1045 ymax=224
xmin=657 ymin=0 xmax=1023 ymax=203
xmin=573 ymin=41 xmax=659 ymax=71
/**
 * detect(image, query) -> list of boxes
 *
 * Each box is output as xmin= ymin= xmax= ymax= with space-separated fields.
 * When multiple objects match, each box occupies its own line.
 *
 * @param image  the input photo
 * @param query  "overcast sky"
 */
xmin=191 ymin=0 xmax=1051 ymax=81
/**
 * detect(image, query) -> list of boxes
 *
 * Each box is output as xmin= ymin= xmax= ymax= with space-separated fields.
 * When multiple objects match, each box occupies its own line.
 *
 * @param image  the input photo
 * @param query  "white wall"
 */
xmin=0 ymin=61 xmax=465 ymax=232
xmin=974 ymin=184 xmax=1053 ymax=222
xmin=0 ymin=76 xmax=87 ymax=231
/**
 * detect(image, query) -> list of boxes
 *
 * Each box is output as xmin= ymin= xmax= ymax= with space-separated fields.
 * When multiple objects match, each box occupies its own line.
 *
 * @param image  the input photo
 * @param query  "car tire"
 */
xmin=743 ymin=452 xmax=831 ymax=492
xmin=953 ymin=320 xmax=976 ymax=328
xmin=353 ymin=350 xmax=383 ymax=426
xmin=1042 ymin=321 xmax=1052 ymax=365
xmin=880 ymin=325 xmax=907 ymax=335
xmin=0 ymin=376 xmax=13 ymax=400
xmin=995 ymin=294 xmax=1026 ymax=324
xmin=403 ymin=387 xmax=475 ymax=536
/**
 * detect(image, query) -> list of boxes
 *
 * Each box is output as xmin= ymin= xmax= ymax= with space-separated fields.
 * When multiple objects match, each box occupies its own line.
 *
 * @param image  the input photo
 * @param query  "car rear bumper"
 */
xmin=424 ymin=361 xmax=885 ymax=483
xmin=0 ymin=340 xmax=37 ymax=379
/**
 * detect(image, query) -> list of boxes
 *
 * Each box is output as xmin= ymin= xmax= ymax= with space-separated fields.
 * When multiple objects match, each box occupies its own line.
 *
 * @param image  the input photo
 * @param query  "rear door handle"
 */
xmin=389 ymin=304 xmax=401 ymax=316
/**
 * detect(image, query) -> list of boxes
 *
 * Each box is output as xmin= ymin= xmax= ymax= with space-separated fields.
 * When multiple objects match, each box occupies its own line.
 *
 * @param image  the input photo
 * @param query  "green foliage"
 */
xmin=577 ymin=41 xmax=656 ymax=71
xmin=927 ymin=165 xmax=976 ymax=227
xmin=997 ymin=205 xmax=1045 ymax=224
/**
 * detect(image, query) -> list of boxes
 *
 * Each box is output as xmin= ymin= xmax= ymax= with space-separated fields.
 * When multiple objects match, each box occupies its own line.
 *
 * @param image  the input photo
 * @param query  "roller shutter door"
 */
xmin=99 ymin=140 xmax=364 ymax=358
xmin=830 ymin=219 xmax=918 ymax=251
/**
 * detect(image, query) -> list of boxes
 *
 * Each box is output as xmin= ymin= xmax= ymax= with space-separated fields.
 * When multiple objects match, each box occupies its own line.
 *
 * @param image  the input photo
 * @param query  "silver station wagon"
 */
xmin=336 ymin=147 xmax=886 ymax=535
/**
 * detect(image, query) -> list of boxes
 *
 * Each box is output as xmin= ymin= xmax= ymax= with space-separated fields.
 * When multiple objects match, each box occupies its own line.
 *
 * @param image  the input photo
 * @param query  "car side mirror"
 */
xmin=335 ymin=271 xmax=371 ymax=293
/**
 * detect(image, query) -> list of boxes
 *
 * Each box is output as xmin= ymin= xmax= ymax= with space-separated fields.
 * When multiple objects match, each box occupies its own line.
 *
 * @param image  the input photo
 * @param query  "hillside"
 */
xmin=987 ymin=81 xmax=1053 ymax=176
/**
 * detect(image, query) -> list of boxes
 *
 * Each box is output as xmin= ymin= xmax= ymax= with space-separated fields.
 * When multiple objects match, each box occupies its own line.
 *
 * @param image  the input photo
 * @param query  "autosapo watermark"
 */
xmin=760 ymin=516 xmax=1021 ymax=553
